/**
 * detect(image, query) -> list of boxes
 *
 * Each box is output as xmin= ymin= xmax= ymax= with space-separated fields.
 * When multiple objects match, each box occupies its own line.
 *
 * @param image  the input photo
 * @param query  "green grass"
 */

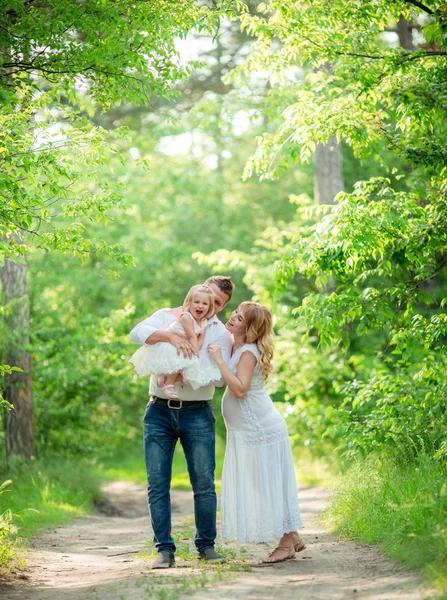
xmin=0 ymin=455 xmax=103 ymax=540
xmin=0 ymin=479 xmax=26 ymax=576
xmin=0 ymin=455 xmax=103 ymax=576
xmin=6 ymin=434 xmax=445 ymax=600
xmin=0 ymin=416 xmax=333 ymax=578
xmin=325 ymin=453 xmax=447 ymax=594
xmin=294 ymin=453 xmax=338 ymax=487
xmin=0 ymin=430 xmax=227 ymax=568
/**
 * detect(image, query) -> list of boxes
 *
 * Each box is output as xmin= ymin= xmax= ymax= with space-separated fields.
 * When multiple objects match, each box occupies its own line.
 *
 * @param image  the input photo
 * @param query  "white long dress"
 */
xmin=129 ymin=314 xmax=221 ymax=390
xmin=221 ymin=344 xmax=303 ymax=542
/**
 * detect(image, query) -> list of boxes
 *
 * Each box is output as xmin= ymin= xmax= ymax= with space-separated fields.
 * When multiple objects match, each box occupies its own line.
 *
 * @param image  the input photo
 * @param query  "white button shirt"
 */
xmin=129 ymin=307 xmax=232 ymax=400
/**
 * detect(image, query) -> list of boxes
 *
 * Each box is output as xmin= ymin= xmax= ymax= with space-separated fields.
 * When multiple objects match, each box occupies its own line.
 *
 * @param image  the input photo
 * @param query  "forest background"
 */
xmin=0 ymin=0 xmax=446 ymax=594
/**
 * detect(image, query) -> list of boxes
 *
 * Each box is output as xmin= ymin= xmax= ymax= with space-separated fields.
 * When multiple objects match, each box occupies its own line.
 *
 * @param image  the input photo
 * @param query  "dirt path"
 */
xmin=0 ymin=482 xmax=430 ymax=600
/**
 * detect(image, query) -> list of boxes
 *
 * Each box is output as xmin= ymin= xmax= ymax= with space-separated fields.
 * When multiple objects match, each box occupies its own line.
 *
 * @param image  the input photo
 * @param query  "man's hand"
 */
xmin=169 ymin=333 xmax=195 ymax=359
xmin=189 ymin=338 xmax=201 ymax=357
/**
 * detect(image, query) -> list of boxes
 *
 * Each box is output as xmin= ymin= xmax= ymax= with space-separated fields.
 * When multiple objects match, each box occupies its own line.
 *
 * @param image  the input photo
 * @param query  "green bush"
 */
xmin=32 ymin=303 xmax=143 ymax=457
xmin=0 ymin=479 xmax=24 ymax=577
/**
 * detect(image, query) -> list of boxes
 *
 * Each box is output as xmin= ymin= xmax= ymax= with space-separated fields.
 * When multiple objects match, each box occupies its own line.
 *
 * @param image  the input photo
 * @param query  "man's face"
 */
xmin=208 ymin=283 xmax=230 ymax=315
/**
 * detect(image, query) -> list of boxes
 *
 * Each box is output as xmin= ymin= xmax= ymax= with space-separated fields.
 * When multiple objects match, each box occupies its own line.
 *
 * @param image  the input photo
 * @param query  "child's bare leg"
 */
xmin=160 ymin=372 xmax=179 ymax=399
xmin=158 ymin=371 xmax=182 ymax=387
xmin=173 ymin=370 xmax=184 ymax=383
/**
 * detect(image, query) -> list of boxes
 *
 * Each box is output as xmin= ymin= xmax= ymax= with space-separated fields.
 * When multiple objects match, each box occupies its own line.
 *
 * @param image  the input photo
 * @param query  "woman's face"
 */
xmin=226 ymin=306 xmax=246 ymax=337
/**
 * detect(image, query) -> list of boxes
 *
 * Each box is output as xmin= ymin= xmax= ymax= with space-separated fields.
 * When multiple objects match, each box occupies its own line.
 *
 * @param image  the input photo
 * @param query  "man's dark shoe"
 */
xmin=151 ymin=551 xmax=175 ymax=569
xmin=198 ymin=548 xmax=225 ymax=563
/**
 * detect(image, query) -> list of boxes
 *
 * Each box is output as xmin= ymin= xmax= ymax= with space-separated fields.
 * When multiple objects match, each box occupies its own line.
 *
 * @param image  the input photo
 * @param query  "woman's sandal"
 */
xmin=261 ymin=545 xmax=296 ymax=564
xmin=162 ymin=384 xmax=178 ymax=399
xmin=294 ymin=539 xmax=306 ymax=553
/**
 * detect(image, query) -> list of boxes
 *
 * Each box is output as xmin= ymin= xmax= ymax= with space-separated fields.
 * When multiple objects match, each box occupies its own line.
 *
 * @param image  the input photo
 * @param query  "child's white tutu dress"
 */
xmin=129 ymin=313 xmax=221 ymax=390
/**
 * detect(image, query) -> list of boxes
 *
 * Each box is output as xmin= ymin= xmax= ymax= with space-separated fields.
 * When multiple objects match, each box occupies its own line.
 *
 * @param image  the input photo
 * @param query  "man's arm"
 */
xmin=215 ymin=329 xmax=232 ymax=363
xmin=129 ymin=308 xmax=195 ymax=358
xmin=208 ymin=327 xmax=233 ymax=387
xmin=129 ymin=309 xmax=171 ymax=345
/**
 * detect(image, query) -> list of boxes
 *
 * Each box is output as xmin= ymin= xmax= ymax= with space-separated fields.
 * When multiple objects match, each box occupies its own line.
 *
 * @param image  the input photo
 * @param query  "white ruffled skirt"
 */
xmin=129 ymin=343 xmax=221 ymax=390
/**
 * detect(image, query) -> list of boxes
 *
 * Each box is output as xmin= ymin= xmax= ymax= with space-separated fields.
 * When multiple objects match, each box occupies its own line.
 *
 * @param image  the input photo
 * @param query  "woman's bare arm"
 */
xmin=208 ymin=345 xmax=256 ymax=399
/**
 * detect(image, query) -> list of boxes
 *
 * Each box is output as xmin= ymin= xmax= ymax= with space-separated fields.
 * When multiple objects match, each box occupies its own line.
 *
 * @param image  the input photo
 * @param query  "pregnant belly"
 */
xmin=222 ymin=389 xmax=284 ymax=432
xmin=222 ymin=391 xmax=247 ymax=430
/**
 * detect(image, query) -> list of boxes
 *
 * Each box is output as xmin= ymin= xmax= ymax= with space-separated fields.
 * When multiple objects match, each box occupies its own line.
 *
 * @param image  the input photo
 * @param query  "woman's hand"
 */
xmin=208 ymin=345 xmax=257 ymax=399
xmin=207 ymin=343 xmax=224 ymax=365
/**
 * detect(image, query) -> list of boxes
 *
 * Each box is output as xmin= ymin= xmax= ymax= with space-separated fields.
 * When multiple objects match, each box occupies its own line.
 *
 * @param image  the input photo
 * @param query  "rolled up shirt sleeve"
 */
xmin=209 ymin=328 xmax=233 ymax=387
xmin=129 ymin=309 xmax=171 ymax=345
xmin=217 ymin=330 xmax=233 ymax=364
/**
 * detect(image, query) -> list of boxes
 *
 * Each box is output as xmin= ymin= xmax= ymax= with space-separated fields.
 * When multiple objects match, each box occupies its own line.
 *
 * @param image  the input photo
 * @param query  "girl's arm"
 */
xmin=207 ymin=344 xmax=256 ymax=399
xmin=179 ymin=313 xmax=200 ymax=356
xmin=196 ymin=332 xmax=205 ymax=352
xmin=195 ymin=320 xmax=208 ymax=352
xmin=130 ymin=308 xmax=195 ymax=359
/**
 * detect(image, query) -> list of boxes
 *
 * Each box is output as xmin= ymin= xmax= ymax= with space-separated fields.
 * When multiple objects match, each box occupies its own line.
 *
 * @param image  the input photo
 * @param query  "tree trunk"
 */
xmin=397 ymin=15 xmax=414 ymax=50
xmin=313 ymin=135 xmax=345 ymax=204
xmin=1 ymin=256 xmax=34 ymax=460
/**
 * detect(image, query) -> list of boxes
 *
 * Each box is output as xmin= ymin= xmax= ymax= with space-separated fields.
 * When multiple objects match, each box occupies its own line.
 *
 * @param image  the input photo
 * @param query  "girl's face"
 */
xmin=190 ymin=292 xmax=211 ymax=320
xmin=226 ymin=306 xmax=246 ymax=337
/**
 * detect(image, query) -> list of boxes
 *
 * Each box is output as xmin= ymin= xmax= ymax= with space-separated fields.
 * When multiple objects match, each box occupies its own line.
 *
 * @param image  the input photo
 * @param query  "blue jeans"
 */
xmin=143 ymin=399 xmax=217 ymax=554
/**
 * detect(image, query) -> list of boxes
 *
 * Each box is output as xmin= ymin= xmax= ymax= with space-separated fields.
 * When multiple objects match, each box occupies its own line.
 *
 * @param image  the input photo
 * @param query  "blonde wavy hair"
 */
xmin=183 ymin=284 xmax=215 ymax=319
xmin=239 ymin=301 xmax=273 ymax=379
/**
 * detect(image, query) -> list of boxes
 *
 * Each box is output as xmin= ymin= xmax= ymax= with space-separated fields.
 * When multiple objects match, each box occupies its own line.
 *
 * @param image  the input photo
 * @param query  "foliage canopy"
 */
xmin=203 ymin=0 xmax=447 ymax=460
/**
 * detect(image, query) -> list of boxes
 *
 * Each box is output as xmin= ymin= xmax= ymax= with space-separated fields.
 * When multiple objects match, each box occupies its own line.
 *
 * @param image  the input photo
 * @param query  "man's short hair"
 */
xmin=204 ymin=275 xmax=235 ymax=300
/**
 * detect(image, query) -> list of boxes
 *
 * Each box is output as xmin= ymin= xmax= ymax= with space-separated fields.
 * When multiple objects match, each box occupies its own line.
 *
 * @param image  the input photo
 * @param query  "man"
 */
xmin=130 ymin=276 xmax=234 ymax=569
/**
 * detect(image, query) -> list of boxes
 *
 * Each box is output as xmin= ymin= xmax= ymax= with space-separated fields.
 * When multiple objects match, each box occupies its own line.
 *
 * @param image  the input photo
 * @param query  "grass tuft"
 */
xmin=0 ymin=479 xmax=26 ymax=577
xmin=0 ymin=456 xmax=103 ymax=539
xmin=325 ymin=453 xmax=447 ymax=593
xmin=0 ymin=455 xmax=104 ymax=578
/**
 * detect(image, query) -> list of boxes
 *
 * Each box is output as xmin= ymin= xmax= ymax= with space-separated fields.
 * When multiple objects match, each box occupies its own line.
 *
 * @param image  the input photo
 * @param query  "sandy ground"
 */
xmin=0 ymin=482 xmax=431 ymax=600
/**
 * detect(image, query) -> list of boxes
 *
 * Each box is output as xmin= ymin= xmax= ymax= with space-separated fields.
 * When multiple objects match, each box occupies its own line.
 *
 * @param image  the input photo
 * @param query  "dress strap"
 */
xmin=179 ymin=311 xmax=195 ymax=321
xmin=233 ymin=343 xmax=260 ymax=362
xmin=180 ymin=311 xmax=208 ymax=333
xmin=242 ymin=344 xmax=260 ymax=359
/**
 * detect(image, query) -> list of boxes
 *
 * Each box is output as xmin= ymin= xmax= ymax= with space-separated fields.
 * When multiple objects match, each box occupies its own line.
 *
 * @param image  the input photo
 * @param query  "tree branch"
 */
xmin=403 ymin=0 xmax=434 ymax=15
xmin=402 ymin=50 xmax=447 ymax=61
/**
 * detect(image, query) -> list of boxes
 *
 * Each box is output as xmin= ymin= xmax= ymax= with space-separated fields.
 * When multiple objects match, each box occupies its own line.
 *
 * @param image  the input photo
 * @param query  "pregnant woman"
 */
xmin=208 ymin=302 xmax=305 ymax=564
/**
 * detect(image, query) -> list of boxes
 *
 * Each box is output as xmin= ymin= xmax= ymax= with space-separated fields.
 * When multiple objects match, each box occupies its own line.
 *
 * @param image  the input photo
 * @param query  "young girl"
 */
xmin=130 ymin=284 xmax=221 ymax=399
xmin=208 ymin=302 xmax=305 ymax=563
